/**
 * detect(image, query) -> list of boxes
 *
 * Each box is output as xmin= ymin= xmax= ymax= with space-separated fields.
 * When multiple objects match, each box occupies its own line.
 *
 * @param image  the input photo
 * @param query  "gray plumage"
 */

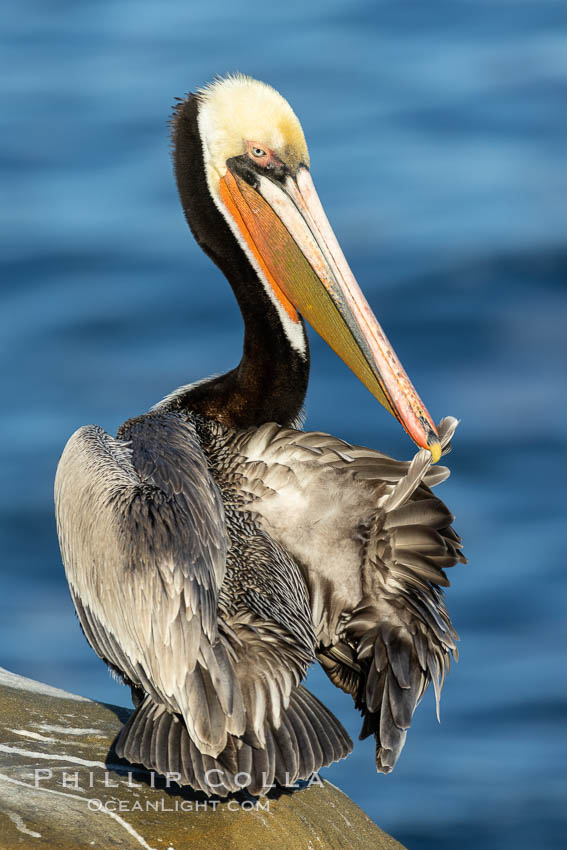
xmin=55 ymin=409 xmax=463 ymax=792
xmin=196 ymin=413 xmax=465 ymax=772
xmin=55 ymin=410 xmax=351 ymax=792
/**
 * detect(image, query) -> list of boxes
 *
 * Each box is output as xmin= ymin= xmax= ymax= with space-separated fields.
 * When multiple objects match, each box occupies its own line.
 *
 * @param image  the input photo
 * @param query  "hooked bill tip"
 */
xmin=428 ymin=439 xmax=442 ymax=464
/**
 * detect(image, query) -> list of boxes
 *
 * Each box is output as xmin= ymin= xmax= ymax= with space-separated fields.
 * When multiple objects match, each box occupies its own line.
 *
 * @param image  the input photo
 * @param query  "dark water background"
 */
xmin=1 ymin=2 xmax=566 ymax=848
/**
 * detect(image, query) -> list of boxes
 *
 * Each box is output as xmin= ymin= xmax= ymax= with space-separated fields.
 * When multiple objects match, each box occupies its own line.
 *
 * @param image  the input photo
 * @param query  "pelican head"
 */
xmin=196 ymin=74 xmax=441 ymax=460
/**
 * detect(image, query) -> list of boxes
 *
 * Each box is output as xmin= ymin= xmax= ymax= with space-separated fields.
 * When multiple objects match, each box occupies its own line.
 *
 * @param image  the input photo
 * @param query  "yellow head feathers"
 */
xmin=197 ymin=74 xmax=310 ymax=182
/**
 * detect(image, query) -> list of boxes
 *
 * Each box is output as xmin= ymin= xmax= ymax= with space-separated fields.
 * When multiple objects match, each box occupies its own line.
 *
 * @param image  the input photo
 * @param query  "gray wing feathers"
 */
xmin=55 ymin=413 xmax=244 ymax=757
xmin=227 ymin=614 xmax=314 ymax=749
xmin=345 ymin=418 xmax=464 ymax=771
xmin=227 ymin=415 xmax=464 ymax=773
xmin=124 ymin=415 xmax=227 ymax=639
xmin=229 ymin=415 xmax=460 ymax=638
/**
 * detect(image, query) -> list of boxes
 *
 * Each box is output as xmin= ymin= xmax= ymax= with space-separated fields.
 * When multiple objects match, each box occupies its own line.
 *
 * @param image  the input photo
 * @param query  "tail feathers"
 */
xmin=114 ymin=685 xmax=352 ymax=796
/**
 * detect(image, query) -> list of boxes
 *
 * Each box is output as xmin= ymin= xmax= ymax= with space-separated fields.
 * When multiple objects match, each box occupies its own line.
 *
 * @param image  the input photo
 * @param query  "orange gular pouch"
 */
xmin=219 ymin=169 xmax=397 ymax=414
xmin=219 ymin=170 xmax=300 ymax=323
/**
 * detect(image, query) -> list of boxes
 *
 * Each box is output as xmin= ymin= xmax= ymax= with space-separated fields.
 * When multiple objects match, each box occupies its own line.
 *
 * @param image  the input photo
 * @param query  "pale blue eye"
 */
xmin=252 ymin=147 xmax=266 ymax=158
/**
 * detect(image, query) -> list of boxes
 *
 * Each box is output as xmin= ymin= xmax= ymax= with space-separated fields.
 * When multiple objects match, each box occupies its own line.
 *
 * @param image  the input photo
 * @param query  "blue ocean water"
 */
xmin=1 ymin=1 xmax=566 ymax=847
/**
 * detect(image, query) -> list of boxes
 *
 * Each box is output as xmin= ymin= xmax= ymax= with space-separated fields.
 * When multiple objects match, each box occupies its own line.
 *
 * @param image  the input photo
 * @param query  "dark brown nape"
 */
xmin=166 ymin=93 xmax=310 ymax=429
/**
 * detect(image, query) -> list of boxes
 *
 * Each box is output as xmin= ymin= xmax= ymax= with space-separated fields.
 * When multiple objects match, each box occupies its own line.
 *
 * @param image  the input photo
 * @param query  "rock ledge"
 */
xmin=0 ymin=668 xmax=406 ymax=849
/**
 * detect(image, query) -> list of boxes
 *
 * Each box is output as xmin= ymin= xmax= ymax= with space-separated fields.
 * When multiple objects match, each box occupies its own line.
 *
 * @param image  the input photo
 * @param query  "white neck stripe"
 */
xmin=197 ymin=102 xmax=308 ymax=359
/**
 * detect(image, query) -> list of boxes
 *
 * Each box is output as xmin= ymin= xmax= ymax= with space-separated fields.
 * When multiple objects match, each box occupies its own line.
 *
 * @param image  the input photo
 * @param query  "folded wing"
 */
xmin=55 ymin=412 xmax=243 ymax=757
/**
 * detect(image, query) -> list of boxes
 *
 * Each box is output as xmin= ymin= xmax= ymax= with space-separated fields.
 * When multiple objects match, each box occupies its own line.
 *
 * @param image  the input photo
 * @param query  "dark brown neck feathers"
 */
xmin=165 ymin=93 xmax=309 ymax=429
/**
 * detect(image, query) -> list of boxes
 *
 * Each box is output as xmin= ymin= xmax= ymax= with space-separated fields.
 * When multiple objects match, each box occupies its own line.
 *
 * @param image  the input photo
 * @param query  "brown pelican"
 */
xmin=55 ymin=74 xmax=465 ymax=796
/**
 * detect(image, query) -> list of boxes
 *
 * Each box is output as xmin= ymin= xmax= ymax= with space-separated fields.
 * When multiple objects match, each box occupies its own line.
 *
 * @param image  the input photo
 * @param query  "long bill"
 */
xmin=219 ymin=163 xmax=441 ymax=461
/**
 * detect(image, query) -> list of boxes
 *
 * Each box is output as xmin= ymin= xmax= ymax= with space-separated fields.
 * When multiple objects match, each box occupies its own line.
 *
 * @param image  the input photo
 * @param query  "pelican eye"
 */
xmin=252 ymin=147 xmax=266 ymax=158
